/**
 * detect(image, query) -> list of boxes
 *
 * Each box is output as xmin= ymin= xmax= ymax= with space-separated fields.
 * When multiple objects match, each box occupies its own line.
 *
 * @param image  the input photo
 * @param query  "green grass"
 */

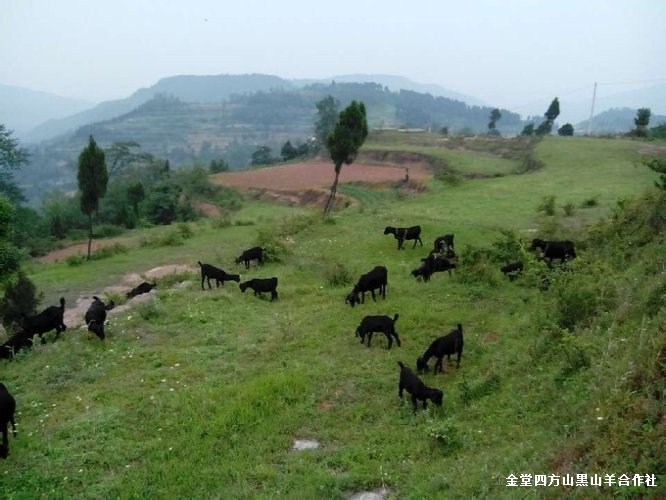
xmin=2 ymin=136 xmax=664 ymax=498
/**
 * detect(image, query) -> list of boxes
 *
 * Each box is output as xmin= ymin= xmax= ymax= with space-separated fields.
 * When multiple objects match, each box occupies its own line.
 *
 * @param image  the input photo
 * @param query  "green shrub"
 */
xmin=434 ymin=170 xmax=463 ymax=186
xmin=233 ymin=219 xmax=255 ymax=227
xmin=580 ymin=196 xmax=599 ymax=208
xmin=0 ymin=271 xmax=42 ymax=333
xmin=324 ymin=261 xmax=353 ymax=287
xmin=426 ymin=419 xmax=461 ymax=453
xmin=176 ymin=222 xmax=194 ymax=239
xmin=136 ymin=296 xmax=165 ymax=321
xmin=562 ymin=202 xmax=576 ymax=216
xmin=537 ymin=195 xmax=557 ymax=216
xmin=90 ymin=243 xmax=128 ymax=261
xmin=66 ymin=253 xmax=86 ymax=266
xmin=94 ymin=224 xmax=124 ymax=238
xmin=212 ymin=215 xmax=232 ymax=228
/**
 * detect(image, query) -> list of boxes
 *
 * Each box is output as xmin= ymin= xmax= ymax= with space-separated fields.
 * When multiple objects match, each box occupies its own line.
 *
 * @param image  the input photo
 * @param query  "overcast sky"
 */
xmin=2 ymin=0 xmax=665 ymax=117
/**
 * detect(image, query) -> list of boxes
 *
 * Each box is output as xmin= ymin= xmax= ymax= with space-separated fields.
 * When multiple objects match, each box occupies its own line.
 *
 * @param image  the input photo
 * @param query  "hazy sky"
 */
xmin=2 ymin=0 xmax=665 ymax=116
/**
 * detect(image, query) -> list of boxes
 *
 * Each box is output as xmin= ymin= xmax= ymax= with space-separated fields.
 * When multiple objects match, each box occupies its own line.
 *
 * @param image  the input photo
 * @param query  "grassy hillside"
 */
xmin=2 ymin=137 xmax=664 ymax=498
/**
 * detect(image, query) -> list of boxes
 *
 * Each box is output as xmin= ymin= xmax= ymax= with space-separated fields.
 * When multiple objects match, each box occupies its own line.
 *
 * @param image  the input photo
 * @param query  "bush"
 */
xmin=562 ymin=202 xmax=576 ymax=216
xmin=537 ymin=195 xmax=557 ymax=216
xmin=66 ymin=253 xmax=86 ymax=266
xmin=324 ymin=261 xmax=353 ymax=287
xmin=426 ymin=419 xmax=461 ymax=453
xmin=580 ymin=196 xmax=599 ymax=208
xmin=0 ymin=271 xmax=42 ymax=334
xmin=516 ymin=153 xmax=545 ymax=174
xmin=90 ymin=243 xmax=128 ymax=261
xmin=94 ymin=224 xmax=125 ymax=238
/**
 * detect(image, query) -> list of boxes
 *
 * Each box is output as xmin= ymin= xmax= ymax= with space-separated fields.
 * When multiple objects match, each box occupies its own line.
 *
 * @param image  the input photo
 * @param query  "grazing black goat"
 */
xmin=412 ymin=254 xmax=456 ymax=282
xmin=345 ymin=266 xmax=388 ymax=307
xmin=126 ymin=281 xmax=157 ymax=299
xmin=21 ymin=297 xmax=66 ymax=344
xmin=239 ymin=277 xmax=278 ymax=301
xmin=356 ymin=314 xmax=401 ymax=350
xmin=530 ymin=239 xmax=576 ymax=266
xmin=500 ymin=262 xmax=523 ymax=281
xmin=417 ymin=324 xmax=464 ymax=374
xmin=384 ymin=225 xmax=423 ymax=250
xmin=433 ymin=233 xmax=455 ymax=253
xmin=198 ymin=262 xmax=240 ymax=290
xmin=0 ymin=383 xmax=17 ymax=459
xmin=398 ymin=361 xmax=443 ymax=414
xmin=85 ymin=296 xmax=115 ymax=340
xmin=0 ymin=330 xmax=34 ymax=360
xmin=235 ymin=246 xmax=264 ymax=269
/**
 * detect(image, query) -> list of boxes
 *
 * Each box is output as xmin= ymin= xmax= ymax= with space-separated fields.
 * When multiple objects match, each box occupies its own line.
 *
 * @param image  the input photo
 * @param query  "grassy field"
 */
xmin=1 ymin=136 xmax=664 ymax=498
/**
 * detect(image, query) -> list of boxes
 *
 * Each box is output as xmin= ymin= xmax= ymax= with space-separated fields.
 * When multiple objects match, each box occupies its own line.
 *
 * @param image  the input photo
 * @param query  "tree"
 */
xmin=632 ymin=108 xmax=651 ymax=137
xmin=0 ymin=124 xmax=29 ymax=204
xmin=488 ymin=108 xmax=502 ymax=135
xmin=545 ymin=98 xmax=560 ymax=122
xmin=0 ymin=196 xmax=20 ymax=283
xmin=209 ymin=159 xmax=229 ymax=173
xmin=324 ymin=101 xmax=368 ymax=215
xmin=536 ymin=98 xmax=560 ymax=136
xmin=127 ymin=181 xmax=145 ymax=216
xmin=105 ymin=141 xmax=154 ymax=176
xmin=0 ymin=270 xmax=41 ymax=334
xmin=521 ymin=123 xmax=535 ymax=136
xmin=558 ymin=123 xmax=575 ymax=136
xmin=314 ymin=95 xmax=340 ymax=149
xmin=77 ymin=135 xmax=109 ymax=259
xmin=281 ymin=140 xmax=298 ymax=161
xmin=251 ymin=146 xmax=274 ymax=166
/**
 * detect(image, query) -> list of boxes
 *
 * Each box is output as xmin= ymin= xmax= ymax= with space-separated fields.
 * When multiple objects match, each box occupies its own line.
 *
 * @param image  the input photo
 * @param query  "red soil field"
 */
xmin=210 ymin=159 xmax=431 ymax=191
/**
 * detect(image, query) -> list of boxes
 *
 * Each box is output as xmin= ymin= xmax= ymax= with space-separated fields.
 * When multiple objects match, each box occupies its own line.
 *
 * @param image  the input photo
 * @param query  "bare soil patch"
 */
xmin=211 ymin=159 xmax=431 ymax=192
xmin=37 ymin=237 xmax=134 ymax=264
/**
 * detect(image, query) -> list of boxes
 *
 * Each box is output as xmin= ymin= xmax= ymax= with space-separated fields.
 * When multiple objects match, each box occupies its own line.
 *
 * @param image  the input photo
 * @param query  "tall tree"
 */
xmin=0 ymin=196 xmax=20 ymax=283
xmin=324 ymin=101 xmax=368 ymax=215
xmin=77 ymin=135 xmax=109 ymax=259
xmin=488 ymin=108 xmax=502 ymax=135
xmin=536 ymin=98 xmax=560 ymax=136
xmin=314 ymin=95 xmax=340 ymax=149
xmin=633 ymin=108 xmax=651 ymax=137
xmin=0 ymin=124 xmax=29 ymax=204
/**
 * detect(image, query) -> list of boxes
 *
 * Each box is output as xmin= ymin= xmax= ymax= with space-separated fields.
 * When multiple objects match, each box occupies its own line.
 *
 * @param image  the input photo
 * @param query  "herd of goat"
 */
xmin=0 ymin=225 xmax=577 ymax=458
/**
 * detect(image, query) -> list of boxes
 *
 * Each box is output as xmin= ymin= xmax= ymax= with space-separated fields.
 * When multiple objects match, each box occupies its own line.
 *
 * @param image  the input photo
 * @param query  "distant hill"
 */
xmin=292 ymin=74 xmax=486 ymax=106
xmin=23 ymin=74 xmax=295 ymax=143
xmin=562 ymin=82 xmax=666 ymax=125
xmin=576 ymin=107 xmax=666 ymax=135
xmin=18 ymin=82 xmax=523 ymax=203
xmin=0 ymin=84 xmax=92 ymax=137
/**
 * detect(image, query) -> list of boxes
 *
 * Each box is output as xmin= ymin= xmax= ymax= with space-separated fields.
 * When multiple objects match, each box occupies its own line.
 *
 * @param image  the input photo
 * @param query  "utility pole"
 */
xmin=586 ymin=82 xmax=597 ymax=136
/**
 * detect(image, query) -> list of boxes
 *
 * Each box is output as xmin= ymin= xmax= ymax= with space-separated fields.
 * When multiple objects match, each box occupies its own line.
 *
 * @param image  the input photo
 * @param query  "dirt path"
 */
xmin=63 ymin=264 xmax=195 ymax=329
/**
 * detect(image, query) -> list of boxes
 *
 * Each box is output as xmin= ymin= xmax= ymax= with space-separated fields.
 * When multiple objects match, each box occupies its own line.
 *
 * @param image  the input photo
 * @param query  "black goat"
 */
xmin=0 ymin=330 xmax=34 ymax=360
xmin=85 ymin=296 xmax=115 ymax=340
xmin=235 ymin=246 xmax=264 ymax=269
xmin=530 ymin=239 xmax=576 ymax=266
xmin=345 ymin=266 xmax=388 ymax=307
xmin=0 ymin=383 xmax=17 ymax=459
xmin=413 ymin=254 xmax=456 ymax=282
xmin=433 ymin=233 xmax=455 ymax=253
xmin=239 ymin=277 xmax=278 ymax=301
xmin=398 ymin=361 xmax=443 ymax=414
xmin=126 ymin=281 xmax=157 ymax=299
xmin=356 ymin=314 xmax=401 ymax=350
xmin=500 ymin=261 xmax=523 ymax=281
xmin=384 ymin=225 xmax=423 ymax=250
xmin=417 ymin=324 xmax=464 ymax=374
xmin=21 ymin=297 xmax=66 ymax=344
xmin=198 ymin=262 xmax=240 ymax=290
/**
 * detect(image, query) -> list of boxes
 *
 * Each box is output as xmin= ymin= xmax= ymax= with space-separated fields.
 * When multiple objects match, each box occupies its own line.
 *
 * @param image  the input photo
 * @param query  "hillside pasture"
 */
xmin=1 ymin=136 xmax=664 ymax=498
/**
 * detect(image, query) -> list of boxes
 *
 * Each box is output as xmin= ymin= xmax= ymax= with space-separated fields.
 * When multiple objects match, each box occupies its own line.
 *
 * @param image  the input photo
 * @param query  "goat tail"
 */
xmin=393 ymin=313 xmax=400 ymax=323
xmin=398 ymin=361 xmax=405 ymax=369
xmin=59 ymin=297 xmax=65 ymax=307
